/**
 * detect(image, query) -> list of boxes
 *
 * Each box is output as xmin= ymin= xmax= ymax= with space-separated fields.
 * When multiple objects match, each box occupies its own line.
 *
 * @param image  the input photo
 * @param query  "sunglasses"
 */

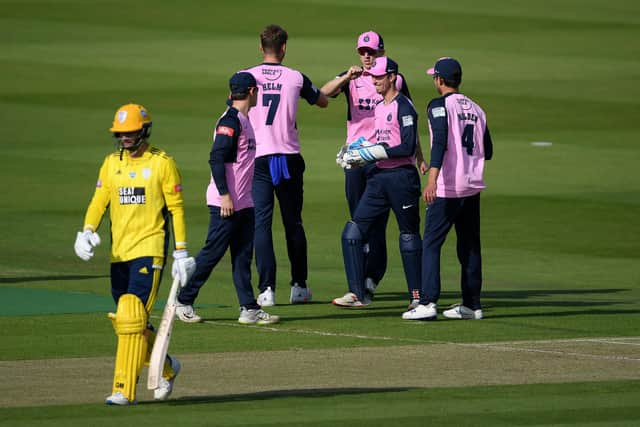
xmin=358 ymin=47 xmax=378 ymax=56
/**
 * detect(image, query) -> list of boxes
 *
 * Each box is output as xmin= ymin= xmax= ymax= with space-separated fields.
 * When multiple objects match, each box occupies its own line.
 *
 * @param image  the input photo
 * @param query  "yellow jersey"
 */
xmin=83 ymin=145 xmax=188 ymax=263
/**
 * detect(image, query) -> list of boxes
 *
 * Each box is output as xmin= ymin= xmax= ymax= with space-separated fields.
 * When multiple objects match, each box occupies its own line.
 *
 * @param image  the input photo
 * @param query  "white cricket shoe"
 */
xmin=364 ymin=277 xmax=378 ymax=295
xmin=402 ymin=303 xmax=437 ymax=320
xmin=332 ymin=292 xmax=371 ymax=308
xmin=154 ymin=356 xmax=181 ymax=401
xmin=238 ymin=308 xmax=280 ymax=325
xmin=257 ymin=287 xmax=275 ymax=307
xmin=443 ymin=304 xmax=483 ymax=320
xmin=175 ymin=303 xmax=202 ymax=323
xmin=290 ymin=283 xmax=312 ymax=304
xmin=105 ymin=391 xmax=133 ymax=406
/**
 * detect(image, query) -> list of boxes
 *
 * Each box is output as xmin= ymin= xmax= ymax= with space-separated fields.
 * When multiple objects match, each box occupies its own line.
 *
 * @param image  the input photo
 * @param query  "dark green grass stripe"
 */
xmin=1 ymin=380 xmax=638 ymax=427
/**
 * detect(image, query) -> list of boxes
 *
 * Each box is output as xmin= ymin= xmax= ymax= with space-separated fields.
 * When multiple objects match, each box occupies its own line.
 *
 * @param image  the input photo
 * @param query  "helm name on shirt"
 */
xmin=119 ymin=187 xmax=146 ymax=205
xmin=262 ymin=82 xmax=282 ymax=91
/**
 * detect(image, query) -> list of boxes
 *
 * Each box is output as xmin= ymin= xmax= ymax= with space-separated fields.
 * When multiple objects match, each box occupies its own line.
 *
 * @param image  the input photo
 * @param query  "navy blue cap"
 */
xmin=229 ymin=72 xmax=257 ymax=95
xmin=427 ymin=57 xmax=462 ymax=84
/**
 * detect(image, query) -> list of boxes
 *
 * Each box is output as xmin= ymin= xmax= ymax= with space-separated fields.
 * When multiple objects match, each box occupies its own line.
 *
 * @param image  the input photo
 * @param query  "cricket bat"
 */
xmin=147 ymin=276 xmax=180 ymax=390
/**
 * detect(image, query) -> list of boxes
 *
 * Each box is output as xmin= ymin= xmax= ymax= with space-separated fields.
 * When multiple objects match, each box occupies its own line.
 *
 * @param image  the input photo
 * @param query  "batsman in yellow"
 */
xmin=74 ymin=103 xmax=196 ymax=405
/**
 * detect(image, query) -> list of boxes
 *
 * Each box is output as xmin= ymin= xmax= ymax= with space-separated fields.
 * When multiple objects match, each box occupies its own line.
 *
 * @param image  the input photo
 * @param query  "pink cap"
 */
xmin=357 ymin=31 xmax=384 ymax=50
xmin=365 ymin=57 xmax=398 ymax=77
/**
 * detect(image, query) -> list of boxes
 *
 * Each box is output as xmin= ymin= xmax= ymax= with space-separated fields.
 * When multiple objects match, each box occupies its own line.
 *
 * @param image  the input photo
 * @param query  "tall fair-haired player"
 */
xmin=244 ymin=24 xmax=328 ymax=306
xmin=74 ymin=103 xmax=196 ymax=405
xmin=335 ymin=57 xmax=422 ymax=309
xmin=403 ymin=57 xmax=493 ymax=321
xmin=174 ymin=72 xmax=279 ymax=326
xmin=321 ymin=31 xmax=426 ymax=307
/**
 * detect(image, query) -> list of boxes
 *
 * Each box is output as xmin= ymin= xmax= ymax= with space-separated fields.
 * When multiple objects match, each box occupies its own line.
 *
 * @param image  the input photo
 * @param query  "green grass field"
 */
xmin=1 ymin=0 xmax=640 ymax=425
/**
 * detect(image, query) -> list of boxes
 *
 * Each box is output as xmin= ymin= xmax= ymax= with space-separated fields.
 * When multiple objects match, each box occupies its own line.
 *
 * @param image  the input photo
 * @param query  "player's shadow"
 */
xmin=0 ymin=274 xmax=108 ymax=284
xmin=143 ymin=386 xmax=416 ymax=406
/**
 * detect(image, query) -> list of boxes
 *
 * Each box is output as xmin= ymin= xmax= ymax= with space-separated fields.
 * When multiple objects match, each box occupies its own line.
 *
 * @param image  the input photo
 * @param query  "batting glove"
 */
xmin=74 ymin=230 xmax=101 ymax=261
xmin=172 ymin=249 xmax=196 ymax=288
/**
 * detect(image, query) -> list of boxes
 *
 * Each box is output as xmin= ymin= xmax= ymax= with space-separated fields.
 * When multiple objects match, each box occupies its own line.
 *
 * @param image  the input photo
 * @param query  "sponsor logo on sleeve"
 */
xmin=216 ymin=126 xmax=235 ymax=137
xmin=401 ymin=115 xmax=414 ymax=127
xmin=174 ymin=184 xmax=182 ymax=193
xmin=96 ymin=179 xmax=102 ymax=188
xmin=432 ymin=107 xmax=446 ymax=118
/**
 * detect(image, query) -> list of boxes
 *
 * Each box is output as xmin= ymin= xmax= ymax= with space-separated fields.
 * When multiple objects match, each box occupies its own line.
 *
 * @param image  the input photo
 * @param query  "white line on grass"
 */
xmin=159 ymin=315 xmax=640 ymax=362
xmin=196 ymin=319 xmax=640 ymax=361
xmin=456 ymin=342 xmax=640 ymax=362
xmin=200 ymin=319 xmax=428 ymax=343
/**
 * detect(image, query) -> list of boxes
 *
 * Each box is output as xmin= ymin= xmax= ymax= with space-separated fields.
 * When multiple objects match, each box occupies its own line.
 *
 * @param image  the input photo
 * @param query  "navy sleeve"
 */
xmin=300 ymin=73 xmax=321 ymax=105
xmin=484 ymin=125 xmax=493 ymax=160
xmin=209 ymin=114 xmax=241 ymax=195
xmin=427 ymin=97 xmax=448 ymax=168
xmin=398 ymin=73 xmax=412 ymax=100
xmin=385 ymin=96 xmax=418 ymax=158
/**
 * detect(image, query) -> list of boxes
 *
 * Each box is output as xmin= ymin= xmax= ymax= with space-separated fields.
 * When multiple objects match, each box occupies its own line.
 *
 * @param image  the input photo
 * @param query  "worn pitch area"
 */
xmin=2 ymin=336 xmax=639 ymax=407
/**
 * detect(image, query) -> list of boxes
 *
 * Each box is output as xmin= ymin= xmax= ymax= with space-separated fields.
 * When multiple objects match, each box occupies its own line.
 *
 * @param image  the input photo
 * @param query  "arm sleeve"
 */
xmin=427 ymin=98 xmax=448 ymax=168
xmin=484 ymin=125 xmax=493 ymax=160
xmin=162 ymin=157 xmax=187 ymax=250
xmin=209 ymin=116 xmax=241 ymax=196
xmin=300 ymin=73 xmax=321 ymax=105
xmin=82 ymin=157 xmax=111 ymax=232
xmin=385 ymin=99 xmax=418 ymax=158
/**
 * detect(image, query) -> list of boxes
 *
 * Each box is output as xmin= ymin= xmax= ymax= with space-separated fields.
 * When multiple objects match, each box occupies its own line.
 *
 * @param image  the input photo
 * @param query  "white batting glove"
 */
xmin=74 ymin=230 xmax=101 ymax=261
xmin=172 ymin=249 xmax=196 ymax=288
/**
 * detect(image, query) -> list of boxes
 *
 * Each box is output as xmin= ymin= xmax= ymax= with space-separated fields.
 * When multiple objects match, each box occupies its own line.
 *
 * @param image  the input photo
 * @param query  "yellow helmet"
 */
xmin=109 ymin=103 xmax=152 ymax=137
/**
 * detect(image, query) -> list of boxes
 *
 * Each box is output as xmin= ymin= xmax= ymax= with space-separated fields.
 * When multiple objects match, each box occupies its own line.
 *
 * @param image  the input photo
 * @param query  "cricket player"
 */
xmin=74 ymin=103 xmax=196 ymax=405
xmin=244 ymin=24 xmax=328 ymax=306
xmin=321 ymin=31 xmax=426 ymax=306
xmin=174 ymin=72 xmax=279 ymax=325
xmin=403 ymin=57 xmax=493 ymax=321
xmin=334 ymin=57 xmax=422 ymax=308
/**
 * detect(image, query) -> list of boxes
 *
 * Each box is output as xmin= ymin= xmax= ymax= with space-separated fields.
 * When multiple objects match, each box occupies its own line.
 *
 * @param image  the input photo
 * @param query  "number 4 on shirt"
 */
xmin=462 ymin=124 xmax=474 ymax=155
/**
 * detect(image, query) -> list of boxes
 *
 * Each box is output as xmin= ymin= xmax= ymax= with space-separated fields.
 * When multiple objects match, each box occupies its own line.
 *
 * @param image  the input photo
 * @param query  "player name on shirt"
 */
xmin=262 ymin=83 xmax=282 ymax=91
xmin=119 ymin=187 xmax=146 ymax=205
xmin=457 ymin=112 xmax=479 ymax=122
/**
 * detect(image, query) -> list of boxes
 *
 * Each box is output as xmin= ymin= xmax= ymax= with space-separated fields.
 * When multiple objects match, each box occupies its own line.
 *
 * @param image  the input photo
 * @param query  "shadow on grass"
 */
xmin=142 ymin=386 xmax=416 ymax=406
xmin=0 ymin=274 xmax=109 ymax=284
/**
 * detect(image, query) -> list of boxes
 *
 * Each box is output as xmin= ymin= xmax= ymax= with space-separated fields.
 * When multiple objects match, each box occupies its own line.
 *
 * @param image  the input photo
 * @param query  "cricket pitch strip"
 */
xmin=2 ymin=336 xmax=639 ymax=407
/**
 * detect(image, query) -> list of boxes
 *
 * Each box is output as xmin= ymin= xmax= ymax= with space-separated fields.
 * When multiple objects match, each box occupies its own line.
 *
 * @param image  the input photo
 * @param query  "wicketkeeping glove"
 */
xmin=342 ymin=144 xmax=389 ymax=168
xmin=74 ymin=230 xmax=101 ymax=261
xmin=172 ymin=249 xmax=196 ymax=287
xmin=336 ymin=145 xmax=348 ymax=168
xmin=337 ymin=137 xmax=372 ymax=169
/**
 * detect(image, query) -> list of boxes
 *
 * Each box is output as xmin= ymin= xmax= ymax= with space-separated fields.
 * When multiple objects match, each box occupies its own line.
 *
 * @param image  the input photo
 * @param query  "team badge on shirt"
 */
xmin=142 ymin=168 xmax=151 ymax=179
